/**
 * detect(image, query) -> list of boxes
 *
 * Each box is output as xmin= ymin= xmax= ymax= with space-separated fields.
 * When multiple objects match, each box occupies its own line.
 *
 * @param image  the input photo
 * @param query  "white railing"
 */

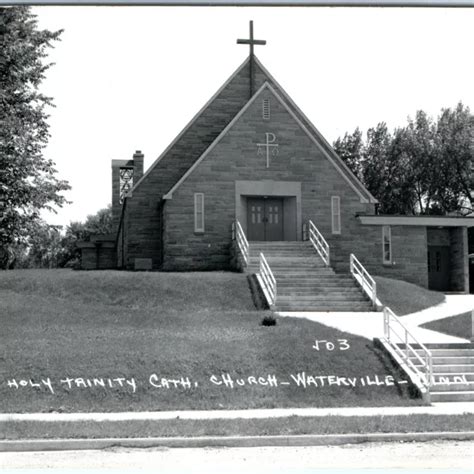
xmin=350 ymin=253 xmax=377 ymax=307
xmin=232 ymin=220 xmax=249 ymax=266
xmin=383 ymin=306 xmax=433 ymax=389
xmin=258 ymin=253 xmax=277 ymax=307
xmin=308 ymin=220 xmax=330 ymax=266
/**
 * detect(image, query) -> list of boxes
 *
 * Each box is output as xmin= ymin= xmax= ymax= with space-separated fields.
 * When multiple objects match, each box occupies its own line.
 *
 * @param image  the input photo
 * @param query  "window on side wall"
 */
xmin=194 ymin=193 xmax=204 ymax=233
xmin=331 ymin=196 xmax=341 ymax=234
xmin=382 ymin=225 xmax=391 ymax=264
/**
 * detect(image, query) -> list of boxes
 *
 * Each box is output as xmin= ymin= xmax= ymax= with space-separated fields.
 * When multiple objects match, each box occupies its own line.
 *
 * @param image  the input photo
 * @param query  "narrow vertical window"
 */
xmin=262 ymin=99 xmax=270 ymax=120
xmin=382 ymin=225 xmax=392 ymax=264
xmin=331 ymin=196 xmax=341 ymax=234
xmin=194 ymin=193 xmax=204 ymax=233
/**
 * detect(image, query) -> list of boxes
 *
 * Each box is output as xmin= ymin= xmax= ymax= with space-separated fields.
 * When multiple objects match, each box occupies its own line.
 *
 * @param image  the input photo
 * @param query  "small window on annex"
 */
xmin=382 ymin=225 xmax=392 ymax=264
xmin=194 ymin=193 xmax=205 ymax=233
xmin=331 ymin=196 xmax=341 ymax=234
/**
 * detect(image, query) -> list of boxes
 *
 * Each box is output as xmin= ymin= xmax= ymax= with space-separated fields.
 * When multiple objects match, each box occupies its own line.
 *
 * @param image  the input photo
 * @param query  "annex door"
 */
xmin=428 ymin=246 xmax=450 ymax=291
xmin=247 ymin=198 xmax=284 ymax=241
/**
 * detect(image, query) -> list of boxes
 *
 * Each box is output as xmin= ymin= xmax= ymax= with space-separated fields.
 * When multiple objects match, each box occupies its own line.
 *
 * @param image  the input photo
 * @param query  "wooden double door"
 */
xmin=247 ymin=197 xmax=284 ymax=241
xmin=427 ymin=246 xmax=450 ymax=291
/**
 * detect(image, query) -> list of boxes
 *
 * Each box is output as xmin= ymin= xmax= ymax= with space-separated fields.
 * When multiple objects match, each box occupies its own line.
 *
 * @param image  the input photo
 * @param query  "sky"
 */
xmin=32 ymin=5 xmax=474 ymax=228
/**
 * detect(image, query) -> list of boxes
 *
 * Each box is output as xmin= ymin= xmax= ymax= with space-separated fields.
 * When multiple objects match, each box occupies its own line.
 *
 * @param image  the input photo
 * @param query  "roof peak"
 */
xmin=237 ymin=21 xmax=267 ymax=97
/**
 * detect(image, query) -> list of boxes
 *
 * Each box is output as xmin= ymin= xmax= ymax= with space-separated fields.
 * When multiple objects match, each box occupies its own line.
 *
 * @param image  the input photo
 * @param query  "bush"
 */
xmin=261 ymin=315 xmax=277 ymax=326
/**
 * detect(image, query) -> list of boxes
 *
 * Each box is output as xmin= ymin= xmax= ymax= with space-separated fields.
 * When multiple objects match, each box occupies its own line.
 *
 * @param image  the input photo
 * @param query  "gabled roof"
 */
xmin=164 ymin=82 xmax=376 ymax=203
xmin=129 ymin=55 xmax=377 ymax=204
xmin=129 ymin=56 xmax=253 ymax=196
xmin=252 ymin=57 xmax=377 ymax=204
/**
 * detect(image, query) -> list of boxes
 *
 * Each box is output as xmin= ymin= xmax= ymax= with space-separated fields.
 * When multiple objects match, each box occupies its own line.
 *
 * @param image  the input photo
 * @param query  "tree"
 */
xmin=362 ymin=122 xmax=393 ymax=213
xmin=61 ymin=205 xmax=114 ymax=267
xmin=431 ymin=103 xmax=473 ymax=215
xmin=333 ymin=103 xmax=473 ymax=216
xmin=333 ymin=127 xmax=364 ymax=180
xmin=402 ymin=110 xmax=437 ymax=214
xmin=5 ymin=205 xmax=114 ymax=269
xmin=80 ymin=205 xmax=114 ymax=236
xmin=0 ymin=6 xmax=70 ymax=268
xmin=26 ymin=220 xmax=65 ymax=268
xmin=384 ymin=126 xmax=418 ymax=214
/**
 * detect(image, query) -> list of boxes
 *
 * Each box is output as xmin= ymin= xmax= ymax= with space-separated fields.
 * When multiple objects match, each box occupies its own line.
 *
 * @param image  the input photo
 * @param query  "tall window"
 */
xmin=331 ymin=196 xmax=341 ymax=234
xmin=262 ymin=99 xmax=270 ymax=120
xmin=194 ymin=193 xmax=204 ymax=233
xmin=382 ymin=225 xmax=392 ymax=264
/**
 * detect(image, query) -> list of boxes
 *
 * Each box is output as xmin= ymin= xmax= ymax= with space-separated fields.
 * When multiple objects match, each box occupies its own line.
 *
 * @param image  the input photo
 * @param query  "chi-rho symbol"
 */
xmin=257 ymin=132 xmax=279 ymax=168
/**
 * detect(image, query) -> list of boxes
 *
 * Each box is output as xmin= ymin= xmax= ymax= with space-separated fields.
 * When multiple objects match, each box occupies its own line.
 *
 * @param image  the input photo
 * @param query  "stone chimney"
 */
xmin=111 ymin=150 xmax=145 ymax=232
xmin=133 ymin=150 xmax=144 ymax=182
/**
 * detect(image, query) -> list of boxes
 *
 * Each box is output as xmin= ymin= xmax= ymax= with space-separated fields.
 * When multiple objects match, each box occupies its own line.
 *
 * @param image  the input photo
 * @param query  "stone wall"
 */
xmin=351 ymin=225 xmax=429 ymax=288
xmin=122 ymin=61 xmax=253 ymax=270
xmin=80 ymin=244 xmax=116 ymax=270
xmin=97 ymin=246 xmax=116 ymax=269
xmin=450 ymin=227 xmax=469 ymax=292
xmin=470 ymin=258 xmax=474 ymax=293
xmin=80 ymin=247 xmax=97 ymax=270
xmin=252 ymin=61 xmax=370 ymax=202
xmin=427 ymin=228 xmax=450 ymax=246
xmin=162 ymin=86 xmax=374 ymax=271
xmin=161 ymin=85 xmax=431 ymax=289
xmin=121 ymin=58 xmax=374 ymax=271
xmin=116 ymin=212 xmax=124 ymax=268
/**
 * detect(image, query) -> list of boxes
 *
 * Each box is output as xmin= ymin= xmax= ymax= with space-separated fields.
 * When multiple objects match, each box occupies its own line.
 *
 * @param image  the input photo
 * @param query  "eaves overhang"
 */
xmin=357 ymin=215 xmax=474 ymax=227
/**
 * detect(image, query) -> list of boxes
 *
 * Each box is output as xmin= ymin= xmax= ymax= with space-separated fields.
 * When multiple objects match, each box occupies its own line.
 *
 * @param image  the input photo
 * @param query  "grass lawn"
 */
xmin=375 ymin=276 xmax=445 ymax=316
xmin=421 ymin=312 xmax=472 ymax=340
xmin=0 ymin=269 xmax=425 ymax=413
xmin=2 ymin=414 xmax=473 ymax=439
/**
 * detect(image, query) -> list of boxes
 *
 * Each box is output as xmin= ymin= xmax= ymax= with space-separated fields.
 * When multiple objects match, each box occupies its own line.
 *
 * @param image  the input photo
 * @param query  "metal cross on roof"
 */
xmin=237 ymin=20 xmax=266 ymax=57
xmin=237 ymin=21 xmax=266 ymax=98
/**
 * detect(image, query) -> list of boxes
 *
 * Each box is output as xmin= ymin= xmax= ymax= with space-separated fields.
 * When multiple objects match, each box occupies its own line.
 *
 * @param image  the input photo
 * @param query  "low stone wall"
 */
xmin=79 ymin=242 xmax=117 ymax=270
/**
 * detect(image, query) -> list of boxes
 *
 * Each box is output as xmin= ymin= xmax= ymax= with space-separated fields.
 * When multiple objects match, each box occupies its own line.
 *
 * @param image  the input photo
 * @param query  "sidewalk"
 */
xmin=1 ymin=402 xmax=474 ymax=422
xmin=402 ymin=294 xmax=474 ymax=327
xmin=277 ymin=294 xmax=474 ymax=344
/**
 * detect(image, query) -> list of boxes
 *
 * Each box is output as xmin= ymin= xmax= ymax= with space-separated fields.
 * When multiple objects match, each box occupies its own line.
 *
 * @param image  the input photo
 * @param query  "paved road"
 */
xmin=1 ymin=440 xmax=473 ymax=470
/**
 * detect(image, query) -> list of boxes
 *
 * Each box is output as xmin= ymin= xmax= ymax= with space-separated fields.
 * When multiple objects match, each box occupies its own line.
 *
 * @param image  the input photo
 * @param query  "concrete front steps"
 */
xmin=406 ymin=344 xmax=474 ymax=402
xmin=247 ymin=241 xmax=374 ymax=312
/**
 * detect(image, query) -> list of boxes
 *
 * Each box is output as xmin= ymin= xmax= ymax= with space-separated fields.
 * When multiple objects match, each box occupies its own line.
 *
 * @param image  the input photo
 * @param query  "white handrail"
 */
xmin=259 ymin=252 xmax=277 ymax=307
xmin=232 ymin=220 xmax=249 ymax=266
xmin=350 ymin=253 xmax=377 ymax=307
xmin=383 ymin=306 xmax=433 ymax=389
xmin=308 ymin=220 xmax=330 ymax=266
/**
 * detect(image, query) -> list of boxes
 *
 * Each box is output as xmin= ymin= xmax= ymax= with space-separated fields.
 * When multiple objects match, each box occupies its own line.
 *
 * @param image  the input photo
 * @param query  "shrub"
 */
xmin=261 ymin=315 xmax=277 ymax=326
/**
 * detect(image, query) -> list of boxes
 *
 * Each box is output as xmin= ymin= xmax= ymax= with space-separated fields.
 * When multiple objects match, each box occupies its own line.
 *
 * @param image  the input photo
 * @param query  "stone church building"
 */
xmin=79 ymin=26 xmax=473 ymax=294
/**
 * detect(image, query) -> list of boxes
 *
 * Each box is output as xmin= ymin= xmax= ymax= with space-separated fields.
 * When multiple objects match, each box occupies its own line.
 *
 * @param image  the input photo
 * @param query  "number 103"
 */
xmin=312 ymin=339 xmax=350 ymax=351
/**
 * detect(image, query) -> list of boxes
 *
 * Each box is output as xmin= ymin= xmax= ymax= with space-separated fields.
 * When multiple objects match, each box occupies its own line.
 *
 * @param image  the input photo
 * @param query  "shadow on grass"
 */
xmin=421 ymin=312 xmax=472 ymax=340
xmin=367 ymin=341 xmax=423 ymax=401
xmin=375 ymin=276 xmax=445 ymax=315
